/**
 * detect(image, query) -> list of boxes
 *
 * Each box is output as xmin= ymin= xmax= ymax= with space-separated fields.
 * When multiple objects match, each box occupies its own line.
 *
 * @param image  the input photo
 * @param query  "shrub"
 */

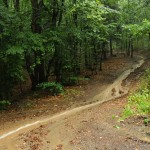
xmin=36 ymin=82 xmax=64 ymax=95
xmin=122 ymin=69 xmax=150 ymax=120
xmin=0 ymin=100 xmax=11 ymax=110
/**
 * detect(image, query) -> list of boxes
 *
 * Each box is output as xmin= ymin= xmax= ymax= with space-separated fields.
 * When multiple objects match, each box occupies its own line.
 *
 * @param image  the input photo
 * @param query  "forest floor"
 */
xmin=0 ymin=52 xmax=150 ymax=150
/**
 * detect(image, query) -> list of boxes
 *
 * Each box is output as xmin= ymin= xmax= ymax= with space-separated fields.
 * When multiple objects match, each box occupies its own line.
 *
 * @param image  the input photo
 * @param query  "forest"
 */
xmin=0 ymin=0 xmax=150 ymax=100
xmin=0 ymin=0 xmax=150 ymax=149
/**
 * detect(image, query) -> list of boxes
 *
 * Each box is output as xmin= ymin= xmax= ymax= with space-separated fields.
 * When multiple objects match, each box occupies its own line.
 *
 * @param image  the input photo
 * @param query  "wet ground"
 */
xmin=0 ymin=53 xmax=150 ymax=150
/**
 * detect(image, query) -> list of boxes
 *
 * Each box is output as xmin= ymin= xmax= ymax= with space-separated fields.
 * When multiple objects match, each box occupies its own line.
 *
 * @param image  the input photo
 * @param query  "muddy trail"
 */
xmin=0 ymin=54 xmax=150 ymax=150
xmin=0 ymin=56 xmax=137 ymax=137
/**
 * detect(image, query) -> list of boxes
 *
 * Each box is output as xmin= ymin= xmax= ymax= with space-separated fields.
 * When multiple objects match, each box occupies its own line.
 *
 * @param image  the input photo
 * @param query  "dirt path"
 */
xmin=0 ymin=54 xmax=150 ymax=150
xmin=17 ymin=97 xmax=149 ymax=150
xmin=0 ymin=56 xmax=136 ymax=137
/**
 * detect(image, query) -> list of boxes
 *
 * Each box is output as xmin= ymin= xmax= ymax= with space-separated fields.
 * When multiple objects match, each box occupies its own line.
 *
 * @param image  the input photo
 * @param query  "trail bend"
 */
xmin=0 ymin=55 xmax=149 ymax=150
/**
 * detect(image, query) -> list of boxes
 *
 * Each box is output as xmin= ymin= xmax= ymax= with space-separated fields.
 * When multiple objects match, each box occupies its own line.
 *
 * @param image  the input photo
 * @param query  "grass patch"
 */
xmin=121 ymin=69 xmax=150 ymax=120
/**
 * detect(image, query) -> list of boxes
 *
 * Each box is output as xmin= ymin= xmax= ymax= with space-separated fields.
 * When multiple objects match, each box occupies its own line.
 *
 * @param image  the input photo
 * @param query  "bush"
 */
xmin=122 ymin=69 xmax=150 ymax=119
xmin=0 ymin=100 xmax=11 ymax=110
xmin=36 ymin=82 xmax=64 ymax=95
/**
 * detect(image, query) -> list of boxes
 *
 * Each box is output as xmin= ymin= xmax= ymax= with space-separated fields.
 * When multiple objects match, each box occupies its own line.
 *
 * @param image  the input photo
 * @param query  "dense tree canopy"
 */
xmin=0 ymin=0 xmax=150 ymax=99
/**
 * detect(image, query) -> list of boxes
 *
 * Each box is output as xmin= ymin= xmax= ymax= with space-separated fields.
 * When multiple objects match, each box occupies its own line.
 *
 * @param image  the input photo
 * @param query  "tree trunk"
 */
xmin=148 ymin=33 xmax=150 ymax=50
xmin=127 ymin=39 xmax=130 ymax=56
xmin=51 ymin=0 xmax=63 ymax=82
xmin=31 ymin=0 xmax=42 ymax=33
xmin=29 ymin=0 xmax=46 ymax=89
xmin=52 ymin=0 xmax=59 ymax=28
xmin=13 ymin=0 xmax=20 ymax=11
xmin=55 ymin=45 xmax=62 ymax=82
xmin=102 ymin=42 xmax=107 ymax=60
xmin=130 ymin=39 xmax=133 ymax=58
xmin=58 ymin=0 xmax=65 ymax=26
xmin=46 ymin=56 xmax=55 ymax=80
xmin=109 ymin=38 xmax=113 ymax=56
xmin=99 ymin=42 xmax=107 ymax=70
xmin=99 ymin=50 xmax=103 ymax=71
xmin=85 ymin=40 xmax=89 ymax=69
xmin=25 ymin=53 xmax=38 ymax=90
xmin=39 ymin=60 xmax=46 ymax=83
xmin=73 ymin=0 xmax=77 ymax=26
xmin=72 ymin=0 xmax=79 ymax=75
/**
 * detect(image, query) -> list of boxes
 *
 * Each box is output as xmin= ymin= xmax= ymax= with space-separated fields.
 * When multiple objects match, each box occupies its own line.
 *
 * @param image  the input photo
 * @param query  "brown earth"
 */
xmin=0 ymin=55 xmax=136 ymax=136
xmin=0 ymin=52 xmax=150 ymax=150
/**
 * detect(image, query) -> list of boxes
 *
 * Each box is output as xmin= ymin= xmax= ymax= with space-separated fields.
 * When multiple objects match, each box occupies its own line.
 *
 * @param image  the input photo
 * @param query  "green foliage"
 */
xmin=122 ymin=19 xmax=150 ymax=39
xmin=141 ymin=68 xmax=150 ymax=90
xmin=122 ymin=105 xmax=134 ymax=119
xmin=36 ymin=82 xmax=64 ymax=95
xmin=144 ymin=118 xmax=150 ymax=126
xmin=122 ymin=69 xmax=150 ymax=119
xmin=142 ymin=19 xmax=150 ymax=34
xmin=129 ymin=89 xmax=150 ymax=113
xmin=122 ymin=90 xmax=150 ymax=119
xmin=0 ymin=100 xmax=11 ymax=111
xmin=0 ymin=5 xmax=24 ymax=99
xmin=0 ymin=54 xmax=24 ymax=99
xmin=1 ymin=0 xmax=150 ymax=100
xmin=122 ymin=24 xmax=142 ymax=38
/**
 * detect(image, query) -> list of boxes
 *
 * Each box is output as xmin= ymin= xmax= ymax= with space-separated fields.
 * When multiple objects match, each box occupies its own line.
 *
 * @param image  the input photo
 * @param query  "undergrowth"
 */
xmin=36 ymin=82 xmax=64 ymax=95
xmin=122 ymin=68 xmax=150 ymax=120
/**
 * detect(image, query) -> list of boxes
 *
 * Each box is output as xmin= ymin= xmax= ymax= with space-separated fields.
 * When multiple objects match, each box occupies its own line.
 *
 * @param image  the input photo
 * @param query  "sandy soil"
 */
xmin=0 ymin=53 xmax=150 ymax=150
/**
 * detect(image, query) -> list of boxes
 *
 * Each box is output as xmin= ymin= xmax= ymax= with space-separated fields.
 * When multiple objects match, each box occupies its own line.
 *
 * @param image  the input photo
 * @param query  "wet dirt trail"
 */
xmin=0 ymin=55 xmax=150 ymax=150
